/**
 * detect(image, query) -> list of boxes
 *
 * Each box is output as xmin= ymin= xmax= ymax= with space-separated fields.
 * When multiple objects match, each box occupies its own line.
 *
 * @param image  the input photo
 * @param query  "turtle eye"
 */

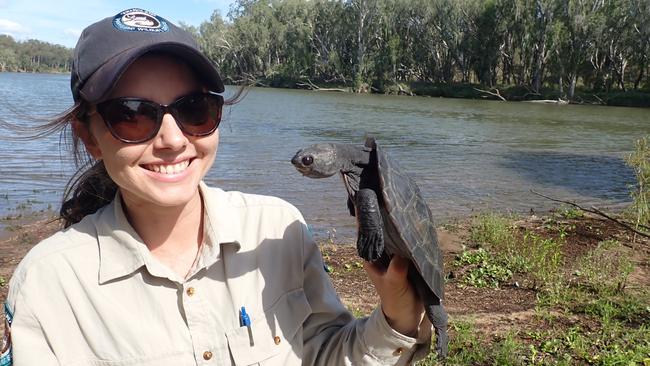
xmin=302 ymin=156 xmax=314 ymax=166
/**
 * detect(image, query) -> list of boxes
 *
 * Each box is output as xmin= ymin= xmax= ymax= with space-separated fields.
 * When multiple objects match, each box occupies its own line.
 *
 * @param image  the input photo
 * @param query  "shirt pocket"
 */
xmin=225 ymin=288 xmax=311 ymax=366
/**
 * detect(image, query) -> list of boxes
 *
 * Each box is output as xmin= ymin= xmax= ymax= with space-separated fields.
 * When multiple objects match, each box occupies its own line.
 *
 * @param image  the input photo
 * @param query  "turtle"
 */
xmin=291 ymin=136 xmax=448 ymax=358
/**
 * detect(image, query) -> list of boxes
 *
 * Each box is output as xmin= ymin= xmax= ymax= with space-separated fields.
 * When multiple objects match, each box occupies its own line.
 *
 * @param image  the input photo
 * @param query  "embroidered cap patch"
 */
xmin=1 ymin=303 xmax=12 ymax=366
xmin=113 ymin=8 xmax=169 ymax=33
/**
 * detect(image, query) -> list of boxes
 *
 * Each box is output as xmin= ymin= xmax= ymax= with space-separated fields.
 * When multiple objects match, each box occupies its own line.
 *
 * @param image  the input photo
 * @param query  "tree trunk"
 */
xmin=569 ymin=73 xmax=577 ymax=99
xmin=634 ymin=60 xmax=645 ymax=90
xmin=355 ymin=0 xmax=368 ymax=92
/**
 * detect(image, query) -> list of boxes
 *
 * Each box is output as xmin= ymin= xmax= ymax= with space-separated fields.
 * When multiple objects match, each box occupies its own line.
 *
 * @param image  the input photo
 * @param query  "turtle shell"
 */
xmin=373 ymin=141 xmax=445 ymax=300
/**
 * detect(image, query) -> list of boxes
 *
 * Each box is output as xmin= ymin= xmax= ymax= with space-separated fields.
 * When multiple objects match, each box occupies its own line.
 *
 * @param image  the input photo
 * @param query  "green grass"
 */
xmin=454 ymin=248 xmax=513 ymax=288
xmin=574 ymin=240 xmax=634 ymax=295
xmin=347 ymin=306 xmax=366 ymax=319
xmin=436 ymin=212 xmax=650 ymax=365
xmin=625 ymin=136 xmax=650 ymax=232
xmin=555 ymin=205 xmax=584 ymax=220
xmin=416 ymin=320 xmax=529 ymax=365
xmin=463 ymin=213 xmax=564 ymax=290
xmin=524 ymin=317 xmax=650 ymax=365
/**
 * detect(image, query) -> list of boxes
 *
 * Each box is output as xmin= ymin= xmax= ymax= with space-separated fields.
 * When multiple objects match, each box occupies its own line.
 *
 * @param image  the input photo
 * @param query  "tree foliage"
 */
xmin=191 ymin=0 xmax=649 ymax=98
xmin=2 ymin=0 xmax=648 ymax=101
xmin=0 ymin=35 xmax=72 ymax=73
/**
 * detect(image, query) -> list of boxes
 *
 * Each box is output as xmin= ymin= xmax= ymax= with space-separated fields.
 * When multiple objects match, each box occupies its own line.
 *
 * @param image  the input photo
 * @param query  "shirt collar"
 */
xmin=96 ymin=182 xmax=241 ymax=284
xmin=96 ymin=193 xmax=150 ymax=284
xmin=199 ymin=181 xmax=242 ymax=263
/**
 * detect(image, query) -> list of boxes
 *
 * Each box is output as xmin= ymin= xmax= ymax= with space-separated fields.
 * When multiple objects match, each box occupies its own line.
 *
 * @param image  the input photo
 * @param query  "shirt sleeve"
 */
xmin=299 ymin=222 xmax=432 ymax=366
xmin=7 ymin=274 xmax=58 ymax=366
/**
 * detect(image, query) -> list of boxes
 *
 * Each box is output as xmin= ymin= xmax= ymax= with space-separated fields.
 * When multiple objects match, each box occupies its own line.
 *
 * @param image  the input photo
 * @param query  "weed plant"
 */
xmin=574 ymin=240 xmax=634 ymax=295
xmin=441 ymin=213 xmax=649 ymax=365
xmin=463 ymin=213 xmax=564 ymax=290
xmin=625 ymin=136 xmax=650 ymax=231
xmin=416 ymin=321 xmax=529 ymax=365
xmin=455 ymin=248 xmax=513 ymax=288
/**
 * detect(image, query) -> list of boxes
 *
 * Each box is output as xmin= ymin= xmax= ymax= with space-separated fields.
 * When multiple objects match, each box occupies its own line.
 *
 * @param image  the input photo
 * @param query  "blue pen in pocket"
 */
xmin=239 ymin=306 xmax=254 ymax=346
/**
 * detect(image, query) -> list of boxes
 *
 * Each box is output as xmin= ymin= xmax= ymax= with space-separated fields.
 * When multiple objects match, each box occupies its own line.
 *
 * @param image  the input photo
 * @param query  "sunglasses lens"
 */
xmin=174 ymin=94 xmax=223 ymax=135
xmin=96 ymin=93 xmax=223 ymax=143
xmin=100 ymin=100 xmax=159 ymax=142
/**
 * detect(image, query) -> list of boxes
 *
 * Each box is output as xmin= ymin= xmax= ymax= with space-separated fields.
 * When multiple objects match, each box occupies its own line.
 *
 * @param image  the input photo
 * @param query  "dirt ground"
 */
xmin=1 ymin=212 xmax=649 ymax=339
xmin=320 ymin=213 xmax=650 ymax=338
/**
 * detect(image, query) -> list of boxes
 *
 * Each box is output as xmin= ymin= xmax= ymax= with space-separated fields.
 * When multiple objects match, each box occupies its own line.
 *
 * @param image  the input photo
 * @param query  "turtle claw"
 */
xmin=357 ymin=230 xmax=384 ymax=262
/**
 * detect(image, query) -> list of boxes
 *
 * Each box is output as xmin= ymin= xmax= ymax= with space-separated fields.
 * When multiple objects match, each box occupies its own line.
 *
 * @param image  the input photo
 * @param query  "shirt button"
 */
xmin=186 ymin=287 xmax=195 ymax=296
xmin=203 ymin=351 xmax=213 ymax=360
xmin=393 ymin=347 xmax=404 ymax=356
xmin=274 ymin=336 xmax=281 ymax=345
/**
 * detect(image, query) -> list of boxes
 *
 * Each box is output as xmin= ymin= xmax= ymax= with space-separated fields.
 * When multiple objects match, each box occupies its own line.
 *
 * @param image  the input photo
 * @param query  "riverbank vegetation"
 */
xmin=2 ymin=1 xmax=649 ymax=106
xmin=0 ymin=35 xmax=71 ymax=73
xmin=184 ymin=0 xmax=650 ymax=106
xmin=320 ymin=208 xmax=649 ymax=365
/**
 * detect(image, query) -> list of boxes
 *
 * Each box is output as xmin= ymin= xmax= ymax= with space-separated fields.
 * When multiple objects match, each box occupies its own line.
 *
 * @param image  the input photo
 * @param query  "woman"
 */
xmin=3 ymin=8 xmax=432 ymax=366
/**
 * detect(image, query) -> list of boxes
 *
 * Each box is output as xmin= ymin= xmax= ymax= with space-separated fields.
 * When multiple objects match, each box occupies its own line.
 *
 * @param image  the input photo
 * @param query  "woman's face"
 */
xmin=81 ymin=54 xmax=219 ymax=211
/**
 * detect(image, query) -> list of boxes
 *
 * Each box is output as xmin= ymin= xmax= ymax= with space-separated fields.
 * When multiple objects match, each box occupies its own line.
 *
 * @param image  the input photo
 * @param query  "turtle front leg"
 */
xmin=355 ymin=188 xmax=384 ymax=262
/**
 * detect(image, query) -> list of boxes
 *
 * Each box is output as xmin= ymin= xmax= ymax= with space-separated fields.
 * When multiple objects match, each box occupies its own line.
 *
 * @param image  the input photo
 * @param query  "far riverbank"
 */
xmin=250 ymin=76 xmax=650 ymax=108
xmin=4 ymin=70 xmax=649 ymax=108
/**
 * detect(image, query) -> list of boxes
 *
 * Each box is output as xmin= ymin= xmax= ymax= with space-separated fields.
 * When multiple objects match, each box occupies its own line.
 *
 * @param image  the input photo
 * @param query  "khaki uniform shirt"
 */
xmin=5 ymin=183 xmax=431 ymax=366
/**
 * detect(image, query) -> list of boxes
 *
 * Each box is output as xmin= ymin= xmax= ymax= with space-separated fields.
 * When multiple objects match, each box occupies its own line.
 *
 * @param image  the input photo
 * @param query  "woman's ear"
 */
xmin=72 ymin=118 xmax=102 ymax=160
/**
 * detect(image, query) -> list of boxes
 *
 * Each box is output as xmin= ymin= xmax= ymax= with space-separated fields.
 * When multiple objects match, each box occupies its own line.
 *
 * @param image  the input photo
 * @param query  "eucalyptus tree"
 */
xmin=310 ymin=0 xmax=353 ymax=82
xmin=548 ymin=0 xmax=603 ymax=98
xmin=346 ymin=0 xmax=382 ymax=91
xmin=469 ymin=0 xmax=504 ymax=86
xmin=621 ymin=0 xmax=650 ymax=90
xmin=0 ymin=35 xmax=19 ymax=72
xmin=272 ymin=0 xmax=315 ymax=79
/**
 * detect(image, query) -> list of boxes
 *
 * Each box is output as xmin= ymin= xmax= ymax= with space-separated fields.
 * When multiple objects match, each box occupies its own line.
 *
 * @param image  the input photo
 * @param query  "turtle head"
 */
xmin=291 ymin=143 xmax=344 ymax=178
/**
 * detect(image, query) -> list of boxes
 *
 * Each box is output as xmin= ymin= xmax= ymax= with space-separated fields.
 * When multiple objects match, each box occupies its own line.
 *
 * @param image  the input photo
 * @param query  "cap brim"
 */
xmin=79 ymin=42 xmax=224 ymax=103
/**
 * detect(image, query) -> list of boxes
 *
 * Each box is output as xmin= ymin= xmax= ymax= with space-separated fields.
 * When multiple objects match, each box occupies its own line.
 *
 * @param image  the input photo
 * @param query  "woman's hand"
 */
xmin=364 ymin=256 xmax=425 ymax=337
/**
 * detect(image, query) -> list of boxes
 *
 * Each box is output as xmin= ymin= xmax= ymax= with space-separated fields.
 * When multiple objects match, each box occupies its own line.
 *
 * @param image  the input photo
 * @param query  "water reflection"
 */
xmin=501 ymin=151 xmax=634 ymax=199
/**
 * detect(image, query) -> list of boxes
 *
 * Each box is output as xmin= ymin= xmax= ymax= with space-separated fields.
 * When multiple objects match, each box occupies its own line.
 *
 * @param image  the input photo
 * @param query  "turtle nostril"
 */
xmin=302 ymin=156 xmax=314 ymax=166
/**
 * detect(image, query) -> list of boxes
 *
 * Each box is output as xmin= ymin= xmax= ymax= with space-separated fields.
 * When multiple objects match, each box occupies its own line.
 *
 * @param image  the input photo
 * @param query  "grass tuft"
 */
xmin=625 ymin=136 xmax=650 ymax=232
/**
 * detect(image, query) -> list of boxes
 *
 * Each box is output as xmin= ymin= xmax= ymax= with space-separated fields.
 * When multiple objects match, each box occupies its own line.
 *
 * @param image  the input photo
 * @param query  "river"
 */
xmin=1 ymin=72 xmax=648 ymax=240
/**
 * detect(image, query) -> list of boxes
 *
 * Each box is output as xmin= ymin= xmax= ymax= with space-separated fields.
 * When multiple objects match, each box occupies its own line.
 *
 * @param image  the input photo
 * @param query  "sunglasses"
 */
xmin=95 ymin=92 xmax=224 ymax=143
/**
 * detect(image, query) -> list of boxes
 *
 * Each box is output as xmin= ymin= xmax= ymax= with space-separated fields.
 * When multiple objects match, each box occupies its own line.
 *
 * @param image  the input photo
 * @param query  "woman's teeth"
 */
xmin=144 ymin=160 xmax=190 ymax=174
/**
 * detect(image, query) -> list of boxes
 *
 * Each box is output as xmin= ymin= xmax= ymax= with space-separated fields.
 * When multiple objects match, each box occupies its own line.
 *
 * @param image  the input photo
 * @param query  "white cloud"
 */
xmin=63 ymin=28 xmax=81 ymax=38
xmin=0 ymin=18 xmax=29 ymax=34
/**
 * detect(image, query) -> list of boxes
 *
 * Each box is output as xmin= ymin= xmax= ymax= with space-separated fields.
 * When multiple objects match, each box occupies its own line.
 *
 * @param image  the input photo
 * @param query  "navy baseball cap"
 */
xmin=71 ymin=8 xmax=224 ymax=103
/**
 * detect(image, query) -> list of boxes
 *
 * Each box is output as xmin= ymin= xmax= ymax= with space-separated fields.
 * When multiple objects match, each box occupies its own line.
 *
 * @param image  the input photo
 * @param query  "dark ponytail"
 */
xmin=41 ymin=102 xmax=119 ymax=228
xmin=0 ymin=101 xmax=120 ymax=228
xmin=60 ymin=161 xmax=118 ymax=228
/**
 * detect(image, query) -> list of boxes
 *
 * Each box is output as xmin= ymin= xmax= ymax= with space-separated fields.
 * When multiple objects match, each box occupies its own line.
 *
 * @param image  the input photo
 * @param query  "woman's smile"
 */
xmin=142 ymin=159 xmax=191 ymax=175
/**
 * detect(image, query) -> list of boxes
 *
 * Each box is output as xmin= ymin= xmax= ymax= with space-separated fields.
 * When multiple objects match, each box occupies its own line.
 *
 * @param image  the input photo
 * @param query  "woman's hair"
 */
xmin=15 ymin=84 xmax=246 ymax=228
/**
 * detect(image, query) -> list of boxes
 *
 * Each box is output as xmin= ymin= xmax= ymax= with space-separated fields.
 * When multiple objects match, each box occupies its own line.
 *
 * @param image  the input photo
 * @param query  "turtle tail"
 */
xmin=425 ymin=301 xmax=449 ymax=359
xmin=412 ymin=272 xmax=449 ymax=359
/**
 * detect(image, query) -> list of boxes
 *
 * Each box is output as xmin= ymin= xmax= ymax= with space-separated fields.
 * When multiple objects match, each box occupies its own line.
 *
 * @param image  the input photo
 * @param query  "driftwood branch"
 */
xmin=473 ymin=87 xmax=507 ymax=101
xmin=530 ymin=190 xmax=650 ymax=240
xmin=296 ymin=78 xmax=348 ymax=92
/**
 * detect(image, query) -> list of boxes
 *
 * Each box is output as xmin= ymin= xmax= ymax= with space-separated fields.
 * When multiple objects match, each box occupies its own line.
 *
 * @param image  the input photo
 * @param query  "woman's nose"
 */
xmin=154 ymin=113 xmax=188 ymax=149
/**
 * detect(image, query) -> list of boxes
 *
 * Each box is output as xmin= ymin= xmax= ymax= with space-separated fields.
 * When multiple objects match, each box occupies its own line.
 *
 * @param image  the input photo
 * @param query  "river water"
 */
xmin=1 ymin=72 xmax=648 ymax=240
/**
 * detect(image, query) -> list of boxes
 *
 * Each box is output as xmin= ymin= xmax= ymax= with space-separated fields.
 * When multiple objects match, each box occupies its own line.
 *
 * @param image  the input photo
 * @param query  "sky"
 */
xmin=0 ymin=0 xmax=236 ymax=48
